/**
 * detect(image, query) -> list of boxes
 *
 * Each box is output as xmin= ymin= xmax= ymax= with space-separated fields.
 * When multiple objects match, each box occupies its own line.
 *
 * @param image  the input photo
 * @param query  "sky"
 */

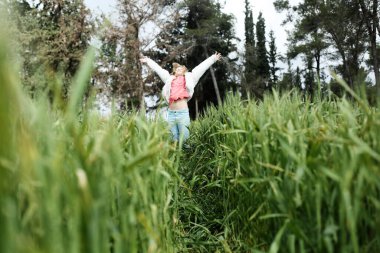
xmin=84 ymin=0 xmax=302 ymax=70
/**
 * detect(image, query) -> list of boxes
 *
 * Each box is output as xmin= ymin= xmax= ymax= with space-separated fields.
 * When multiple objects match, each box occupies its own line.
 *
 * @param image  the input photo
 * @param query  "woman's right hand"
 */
xmin=140 ymin=55 xmax=148 ymax=63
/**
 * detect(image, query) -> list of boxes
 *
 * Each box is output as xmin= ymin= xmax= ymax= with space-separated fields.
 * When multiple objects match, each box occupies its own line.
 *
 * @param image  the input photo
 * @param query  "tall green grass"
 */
xmin=0 ymin=33 xmax=180 ymax=253
xmin=178 ymin=92 xmax=380 ymax=252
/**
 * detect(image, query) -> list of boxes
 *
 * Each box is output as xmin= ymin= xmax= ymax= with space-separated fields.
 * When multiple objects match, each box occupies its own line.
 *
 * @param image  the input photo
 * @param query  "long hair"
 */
xmin=172 ymin=63 xmax=188 ymax=75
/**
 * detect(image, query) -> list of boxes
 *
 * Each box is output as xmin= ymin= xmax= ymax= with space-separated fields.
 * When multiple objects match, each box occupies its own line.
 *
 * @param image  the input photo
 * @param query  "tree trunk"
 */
xmin=314 ymin=51 xmax=321 ymax=82
xmin=202 ymin=47 xmax=222 ymax=105
xmin=359 ymin=0 xmax=380 ymax=91
xmin=195 ymin=20 xmax=222 ymax=106
xmin=195 ymin=97 xmax=199 ymax=119
xmin=374 ymin=0 xmax=380 ymax=96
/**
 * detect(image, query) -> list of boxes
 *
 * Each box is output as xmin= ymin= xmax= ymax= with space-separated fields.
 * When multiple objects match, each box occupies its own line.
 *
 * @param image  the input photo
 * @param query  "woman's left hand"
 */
xmin=214 ymin=52 xmax=222 ymax=61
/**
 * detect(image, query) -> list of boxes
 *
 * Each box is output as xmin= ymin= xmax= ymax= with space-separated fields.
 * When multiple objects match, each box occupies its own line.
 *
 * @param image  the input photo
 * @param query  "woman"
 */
xmin=140 ymin=52 xmax=221 ymax=143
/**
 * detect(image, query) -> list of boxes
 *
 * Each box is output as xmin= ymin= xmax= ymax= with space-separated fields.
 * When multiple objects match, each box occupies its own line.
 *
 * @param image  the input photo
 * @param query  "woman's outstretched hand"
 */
xmin=140 ymin=55 xmax=148 ymax=63
xmin=214 ymin=52 xmax=222 ymax=61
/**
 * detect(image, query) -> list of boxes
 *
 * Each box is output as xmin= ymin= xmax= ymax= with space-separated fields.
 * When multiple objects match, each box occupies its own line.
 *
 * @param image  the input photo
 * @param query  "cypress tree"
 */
xmin=268 ymin=30 xmax=279 ymax=89
xmin=255 ymin=12 xmax=270 ymax=80
xmin=253 ymin=12 xmax=270 ymax=98
xmin=243 ymin=0 xmax=256 ymax=97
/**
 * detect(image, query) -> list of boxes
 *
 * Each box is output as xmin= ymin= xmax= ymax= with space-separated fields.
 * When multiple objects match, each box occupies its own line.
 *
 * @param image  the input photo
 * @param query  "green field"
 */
xmin=1 ymin=36 xmax=380 ymax=253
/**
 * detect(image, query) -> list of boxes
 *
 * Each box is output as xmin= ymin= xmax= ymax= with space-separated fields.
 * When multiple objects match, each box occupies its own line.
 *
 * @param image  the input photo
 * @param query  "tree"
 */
xmin=274 ymin=0 xmax=368 ymax=90
xmin=304 ymin=54 xmax=315 ymax=97
xmin=95 ymin=22 xmax=124 ymax=105
xmin=182 ymin=0 xmax=238 ymax=118
xmin=277 ymin=57 xmax=294 ymax=92
xmin=268 ymin=30 xmax=279 ymax=89
xmin=95 ymin=0 xmax=175 ymax=110
xmin=358 ymin=0 xmax=380 ymax=96
xmin=10 ymin=0 xmax=93 ymax=98
xmin=243 ymin=0 xmax=256 ymax=97
xmin=119 ymin=0 xmax=170 ymax=110
xmin=143 ymin=7 xmax=186 ymax=112
xmin=255 ymin=12 xmax=270 ymax=97
xmin=322 ymin=1 xmax=366 ymax=88
xmin=286 ymin=16 xmax=329 ymax=83
xmin=295 ymin=66 xmax=302 ymax=91
xmin=274 ymin=0 xmax=328 ymax=89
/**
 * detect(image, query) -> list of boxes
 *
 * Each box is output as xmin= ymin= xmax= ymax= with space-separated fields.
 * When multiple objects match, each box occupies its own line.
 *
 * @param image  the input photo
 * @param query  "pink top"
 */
xmin=169 ymin=76 xmax=189 ymax=104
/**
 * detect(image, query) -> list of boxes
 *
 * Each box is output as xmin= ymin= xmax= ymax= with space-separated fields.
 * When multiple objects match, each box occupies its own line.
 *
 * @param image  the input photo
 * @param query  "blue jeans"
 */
xmin=167 ymin=108 xmax=190 ymax=142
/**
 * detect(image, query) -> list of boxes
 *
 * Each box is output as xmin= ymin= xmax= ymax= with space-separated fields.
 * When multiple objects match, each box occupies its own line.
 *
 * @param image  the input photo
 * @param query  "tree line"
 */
xmin=5 ymin=0 xmax=380 ymax=117
xmin=273 ymin=0 xmax=380 ymax=102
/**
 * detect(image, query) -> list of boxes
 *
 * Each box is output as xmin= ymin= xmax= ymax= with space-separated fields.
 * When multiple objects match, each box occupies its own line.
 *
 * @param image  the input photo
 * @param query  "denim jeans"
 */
xmin=167 ymin=108 xmax=190 ymax=142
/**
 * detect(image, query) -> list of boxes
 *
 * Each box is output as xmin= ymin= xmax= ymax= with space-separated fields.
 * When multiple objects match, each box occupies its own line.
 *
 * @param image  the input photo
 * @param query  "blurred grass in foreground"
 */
xmin=0 ymin=30 xmax=180 ymax=253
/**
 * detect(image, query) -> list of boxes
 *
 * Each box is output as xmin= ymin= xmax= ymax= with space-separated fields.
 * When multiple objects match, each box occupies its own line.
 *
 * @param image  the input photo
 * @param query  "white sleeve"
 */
xmin=191 ymin=55 xmax=217 ymax=84
xmin=145 ymin=58 xmax=171 ymax=83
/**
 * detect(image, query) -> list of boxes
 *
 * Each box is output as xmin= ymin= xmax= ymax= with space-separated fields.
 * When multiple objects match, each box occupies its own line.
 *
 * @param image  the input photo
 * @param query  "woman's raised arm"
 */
xmin=140 ymin=55 xmax=171 ymax=83
xmin=191 ymin=52 xmax=221 ymax=84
